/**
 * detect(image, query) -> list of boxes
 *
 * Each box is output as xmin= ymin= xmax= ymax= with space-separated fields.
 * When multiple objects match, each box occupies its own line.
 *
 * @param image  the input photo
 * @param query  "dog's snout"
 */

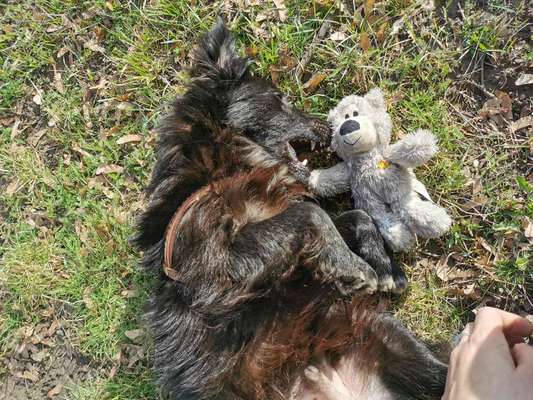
xmin=339 ymin=120 xmax=360 ymax=136
xmin=311 ymin=118 xmax=331 ymax=138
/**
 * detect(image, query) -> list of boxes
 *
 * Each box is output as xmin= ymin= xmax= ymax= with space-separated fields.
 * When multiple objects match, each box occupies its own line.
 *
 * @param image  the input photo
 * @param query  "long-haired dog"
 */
xmin=134 ymin=20 xmax=447 ymax=400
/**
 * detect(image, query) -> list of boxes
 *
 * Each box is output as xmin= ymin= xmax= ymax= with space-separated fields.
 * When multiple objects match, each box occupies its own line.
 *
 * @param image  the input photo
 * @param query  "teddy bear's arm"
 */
xmin=309 ymin=162 xmax=351 ymax=197
xmin=384 ymin=129 xmax=438 ymax=168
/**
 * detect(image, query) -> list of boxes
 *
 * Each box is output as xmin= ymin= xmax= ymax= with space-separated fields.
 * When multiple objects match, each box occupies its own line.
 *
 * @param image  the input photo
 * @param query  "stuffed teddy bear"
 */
xmin=308 ymin=88 xmax=452 ymax=252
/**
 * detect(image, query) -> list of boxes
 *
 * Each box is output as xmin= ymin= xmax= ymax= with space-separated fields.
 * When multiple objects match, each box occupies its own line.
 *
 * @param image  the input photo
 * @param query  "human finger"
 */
xmin=472 ymin=307 xmax=532 ymax=346
xmin=512 ymin=342 xmax=533 ymax=369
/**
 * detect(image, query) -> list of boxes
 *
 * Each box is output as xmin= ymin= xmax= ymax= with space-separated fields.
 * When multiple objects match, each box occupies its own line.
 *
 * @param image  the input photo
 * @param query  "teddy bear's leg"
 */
xmin=402 ymin=195 xmax=452 ymax=238
xmin=368 ymin=210 xmax=414 ymax=253
xmin=334 ymin=210 xmax=407 ymax=293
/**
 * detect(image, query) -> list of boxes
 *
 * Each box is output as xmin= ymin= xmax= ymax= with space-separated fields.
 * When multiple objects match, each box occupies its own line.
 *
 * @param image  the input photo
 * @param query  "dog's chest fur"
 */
xmin=348 ymin=149 xmax=411 ymax=204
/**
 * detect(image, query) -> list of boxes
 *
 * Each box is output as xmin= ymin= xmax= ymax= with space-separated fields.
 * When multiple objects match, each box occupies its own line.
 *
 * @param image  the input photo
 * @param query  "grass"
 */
xmin=1 ymin=0 xmax=531 ymax=397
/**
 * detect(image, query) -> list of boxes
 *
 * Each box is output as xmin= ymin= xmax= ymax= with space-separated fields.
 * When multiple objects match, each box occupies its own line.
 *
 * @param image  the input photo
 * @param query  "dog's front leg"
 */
xmin=232 ymin=202 xmax=378 ymax=295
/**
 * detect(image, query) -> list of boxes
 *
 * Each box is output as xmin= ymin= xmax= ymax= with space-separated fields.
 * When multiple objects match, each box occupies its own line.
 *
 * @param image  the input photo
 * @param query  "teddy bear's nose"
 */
xmin=339 ymin=120 xmax=360 ymax=136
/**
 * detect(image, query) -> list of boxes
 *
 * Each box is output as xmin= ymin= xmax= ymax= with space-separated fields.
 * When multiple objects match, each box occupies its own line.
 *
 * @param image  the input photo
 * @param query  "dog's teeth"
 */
xmin=311 ymin=142 xmax=316 ymax=151
xmin=302 ymin=159 xmax=308 ymax=166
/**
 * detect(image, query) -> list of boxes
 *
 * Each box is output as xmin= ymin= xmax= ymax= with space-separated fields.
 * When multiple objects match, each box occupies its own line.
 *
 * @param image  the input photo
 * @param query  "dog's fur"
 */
xmin=135 ymin=20 xmax=447 ymax=400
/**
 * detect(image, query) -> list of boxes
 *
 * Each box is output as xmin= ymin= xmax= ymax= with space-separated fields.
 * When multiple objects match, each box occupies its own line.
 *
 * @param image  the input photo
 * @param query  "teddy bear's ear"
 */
xmin=364 ymin=88 xmax=386 ymax=110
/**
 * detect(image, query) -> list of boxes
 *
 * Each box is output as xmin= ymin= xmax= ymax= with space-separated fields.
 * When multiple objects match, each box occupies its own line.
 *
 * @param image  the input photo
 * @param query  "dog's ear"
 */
xmin=191 ymin=18 xmax=249 ymax=80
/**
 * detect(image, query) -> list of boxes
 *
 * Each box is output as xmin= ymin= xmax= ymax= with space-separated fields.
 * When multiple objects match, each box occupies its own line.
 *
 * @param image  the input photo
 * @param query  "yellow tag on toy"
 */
xmin=377 ymin=159 xmax=390 ymax=169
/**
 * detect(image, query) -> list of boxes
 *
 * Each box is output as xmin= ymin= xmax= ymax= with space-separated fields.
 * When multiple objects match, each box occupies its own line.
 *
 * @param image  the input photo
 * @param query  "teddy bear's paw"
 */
xmin=380 ymin=223 xmax=413 ymax=252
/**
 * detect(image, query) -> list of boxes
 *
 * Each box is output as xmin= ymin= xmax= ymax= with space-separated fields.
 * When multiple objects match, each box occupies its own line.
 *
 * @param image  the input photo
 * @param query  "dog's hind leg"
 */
xmin=334 ymin=210 xmax=407 ymax=293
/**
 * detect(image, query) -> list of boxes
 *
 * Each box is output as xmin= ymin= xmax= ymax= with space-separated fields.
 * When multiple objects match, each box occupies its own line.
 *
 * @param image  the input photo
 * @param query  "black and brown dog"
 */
xmin=134 ymin=20 xmax=447 ymax=400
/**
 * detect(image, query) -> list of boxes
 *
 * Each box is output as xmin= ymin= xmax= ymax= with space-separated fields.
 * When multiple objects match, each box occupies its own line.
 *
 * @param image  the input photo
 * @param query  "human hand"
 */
xmin=443 ymin=307 xmax=533 ymax=400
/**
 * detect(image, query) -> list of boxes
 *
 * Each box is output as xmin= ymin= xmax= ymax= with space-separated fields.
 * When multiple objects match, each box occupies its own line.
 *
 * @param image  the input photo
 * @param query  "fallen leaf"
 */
xmin=84 ymin=39 xmax=105 ymax=53
xmin=9 ymin=118 xmax=21 ymax=140
xmin=494 ymin=90 xmax=512 ymax=119
xmin=82 ymin=287 xmax=94 ymax=310
xmin=376 ymin=22 xmax=388 ymax=43
xmin=329 ymin=31 xmax=347 ymax=41
xmin=269 ymin=66 xmax=281 ymax=86
xmin=272 ymin=0 xmax=287 ymax=22
xmin=515 ymin=73 xmax=533 ymax=86
xmin=28 ymin=128 xmax=47 ymax=146
xmin=124 ymin=329 xmax=145 ymax=344
xmin=5 ymin=180 xmax=20 ymax=196
xmin=302 ymin=73 xmax=326 ymax=94
xmin=391 ymin=18 xmax=404 ymax=35
xmin=523 ymin=217 xmax=533 ymax=242
xmin=245 ymin=46 xmax=258 ymax=57
xmin=435 ymin=259 xmax=478 ymax=282
xmin=95 ymin=164 xmax=123 ymax=175
xmin=363 ymin=0 xmax=375 ymax=17
xmin=20 ymin=370 xmax=39 ymax=382
xmin=510 ymin=115 xmax=533 ymax=133
xmin=47 ymin=383 xmax=63 ymax=398
xmin=117 ymin=134 xmax=142 ymax=145
xmin=72 ymin=145 xmax=92 ymax=158
xmin=53 ymin=67 xmax=65 ymax=94
xmin=360 ymin=32 xmax=371 ymax=51
xmin=472 ymin=176 xmax=482 ymax=195
xmin=32 ymin=92 xmax=43 ymax=105
xmin=121 ymin=289 xmax=139 ymax=298
xmin=30 ymin=350 xmax=47 ymax=362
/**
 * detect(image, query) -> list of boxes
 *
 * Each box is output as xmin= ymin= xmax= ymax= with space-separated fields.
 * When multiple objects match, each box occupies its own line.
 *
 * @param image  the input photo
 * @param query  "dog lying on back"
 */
xmin=134 ymin=20 xmax=447 ymax=400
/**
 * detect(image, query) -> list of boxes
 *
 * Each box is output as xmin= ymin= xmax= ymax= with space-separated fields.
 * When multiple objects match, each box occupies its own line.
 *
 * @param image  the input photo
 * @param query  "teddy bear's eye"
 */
xmin=353 ymin=111 xmax=358 ymax=117
xmin=344 ymin=114 xmax=349 ymax=119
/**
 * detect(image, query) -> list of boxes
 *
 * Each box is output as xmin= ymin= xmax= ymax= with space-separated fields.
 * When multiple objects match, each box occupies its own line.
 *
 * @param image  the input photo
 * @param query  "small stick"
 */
xmin=295 ymin=19 xmax=332 ymax=82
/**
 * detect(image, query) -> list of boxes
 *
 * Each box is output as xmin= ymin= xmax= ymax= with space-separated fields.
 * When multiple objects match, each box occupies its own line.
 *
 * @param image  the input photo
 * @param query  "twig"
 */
xmin=295 ymin=19 xmax=332 ymax=82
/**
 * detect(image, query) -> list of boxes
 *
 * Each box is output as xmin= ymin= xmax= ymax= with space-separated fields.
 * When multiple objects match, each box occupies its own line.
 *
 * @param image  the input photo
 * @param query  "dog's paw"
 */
xmin=330 ymin=261 xmax=378 ymax=296
xmin=377 ymin=269 xmax=407 ymax=294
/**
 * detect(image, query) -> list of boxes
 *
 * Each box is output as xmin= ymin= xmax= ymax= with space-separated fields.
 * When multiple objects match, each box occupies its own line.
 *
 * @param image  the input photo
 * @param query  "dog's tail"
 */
xmin=190 ymin=18 xmax=250 ymax=81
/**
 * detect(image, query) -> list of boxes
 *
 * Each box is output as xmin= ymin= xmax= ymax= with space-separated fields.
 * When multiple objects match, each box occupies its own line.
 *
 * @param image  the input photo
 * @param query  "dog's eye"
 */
xmin=353 ymin=111 xmax=358 ymax=117
xmin=344 ymin=114 xmax=349 ymax=119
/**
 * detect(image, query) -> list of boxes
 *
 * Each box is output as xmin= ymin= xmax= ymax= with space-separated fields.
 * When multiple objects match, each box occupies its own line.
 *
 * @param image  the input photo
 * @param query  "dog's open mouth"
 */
xmin=287 ymin=138 xmax=330 ymax=169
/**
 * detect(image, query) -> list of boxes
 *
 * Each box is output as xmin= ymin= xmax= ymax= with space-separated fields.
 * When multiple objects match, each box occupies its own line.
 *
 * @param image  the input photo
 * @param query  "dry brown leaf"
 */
xmin=124 ymin=329 xmax=145 ymax=344
xmin=494 ymin=90 xmax=512 ymax=119
xmin=269 ymin=66 xmax=281 ymax=86
xmin=376 ymin=22 xmax=388 ymax=43
xmin=478 ymin=97 xmax=502 ymax=118
xmin=47 ymin=383 xmax=63 ymax=398
xmin=272 ymin=0 xmax=287 ymax=22
xmin=30 ymin=350 xmax=47 ymax=362
xmin=72 ymin=145 xmax=92 ymax=158
xmin=523 ymin=217 xmax=533 ymax=242
xmin=5 ymin=180 xmax=20 ymax=196
xmin=32 ymin=92 xmax=43 ymax=105
xmin=20 ymin=370 xmax=39 ymax=382
xmin=463 ymin=192 xmax=488 ymax=210
xmin=515 ymin=73 xmax=533 ymax=86
xmin=117 ymin=134 xmax=142 ymax=145
xmin=53 ymin=66 xmax=65 ymax=94
xmin=360 ymin=32 xmax=371 ymax=51
xmin=245 ymin=46 xmax=258 ymax=57
xmin=95 ymin=164 xmax=123 ymax=175
xmin=510 ymin=115 xmax=533 ymax=133
xmin=329 ymin=31 xmax=347 ymax=41
xmin=435 ymin=262 xmax=478 ymax=282
xmin=83 ymin=287 xmax=94 ymax=310
xmin=363 ymin=0 xmax=375 ymax=17
xmin=84 ymin=39 xmax=105 ymax=53
xmin=302 ymin=73 xmax=326 ymax=94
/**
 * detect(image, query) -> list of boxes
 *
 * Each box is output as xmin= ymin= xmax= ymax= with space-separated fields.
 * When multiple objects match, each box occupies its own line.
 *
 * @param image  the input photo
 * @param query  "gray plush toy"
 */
xmin=308 ymin=88 xmax=452 ymax=251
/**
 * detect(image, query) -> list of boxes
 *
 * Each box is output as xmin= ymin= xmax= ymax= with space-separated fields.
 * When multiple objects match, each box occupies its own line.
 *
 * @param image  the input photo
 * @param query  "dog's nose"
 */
xmin=339 ymin=120 xmax=360 ymax=136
